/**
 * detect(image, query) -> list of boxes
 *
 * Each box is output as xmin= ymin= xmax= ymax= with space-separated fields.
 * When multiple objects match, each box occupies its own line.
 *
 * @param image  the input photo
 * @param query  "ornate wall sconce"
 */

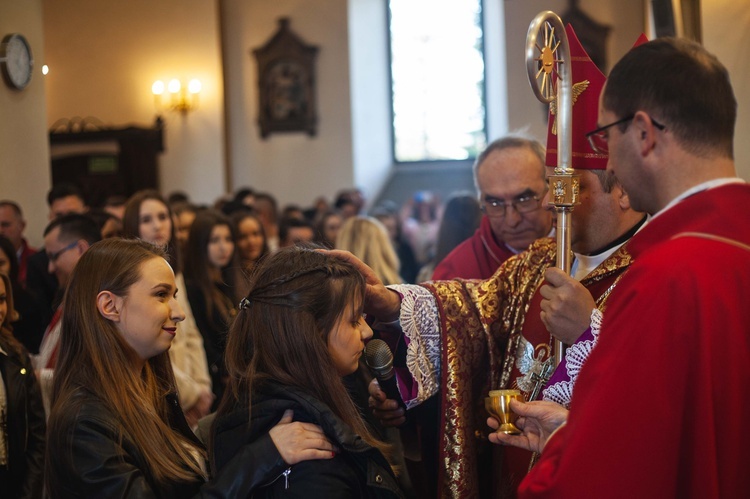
xmin=152 ymin=78 xmax=201 ymax=114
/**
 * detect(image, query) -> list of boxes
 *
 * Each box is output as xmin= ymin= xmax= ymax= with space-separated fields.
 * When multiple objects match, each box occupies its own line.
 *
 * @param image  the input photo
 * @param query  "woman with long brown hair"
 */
xmin=45 ymin=239 xmax=335 ymax=497
xmin=212 ymin=247 xmax=405 ymax=497
xmin=0 ymin=272 xmax=46 ymax=498
xmin=183 ymin=210 xmax=243 ymax=408
xmin=123 ymin=190 xmax=213 ymax=427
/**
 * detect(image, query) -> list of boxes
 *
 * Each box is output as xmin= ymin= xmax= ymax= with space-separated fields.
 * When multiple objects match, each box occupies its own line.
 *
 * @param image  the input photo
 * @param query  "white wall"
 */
xmin=0 ymin=0 xmax=50 ymax=247
xmin=348 ymin=0 xmax=392 ymax=207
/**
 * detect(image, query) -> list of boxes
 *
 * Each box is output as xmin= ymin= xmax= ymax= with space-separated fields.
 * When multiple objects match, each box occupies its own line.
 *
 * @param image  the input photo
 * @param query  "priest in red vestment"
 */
xmin=431 ymin=137 xmax=552 ymax=281
xmin=346 ymin=25 xmax=655 ymax=498
xmin=495 ymin=38 xmax=750 ymax=498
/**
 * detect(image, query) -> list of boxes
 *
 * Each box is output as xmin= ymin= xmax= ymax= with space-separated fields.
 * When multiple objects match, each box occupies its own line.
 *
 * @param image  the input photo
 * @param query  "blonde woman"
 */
xmin=335 ymin=216 xmax=402 ymax=285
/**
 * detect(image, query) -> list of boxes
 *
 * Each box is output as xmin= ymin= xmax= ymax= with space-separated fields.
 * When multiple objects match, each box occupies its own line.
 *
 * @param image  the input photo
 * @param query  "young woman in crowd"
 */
xmin=211 ymin=247 xmax=404 ymax=497
xmin=399 ymin=191 xmax=442 ymax=267
xmin=0 ymin=272 xmax=46 ymax=499
xmin=0 ymin=235 xmax=46 ymax=354
xmin=122 ymin=190 xmax=213 ymax=427
xmin=336 ymin=216 xmax=402 ymax=285
xmin=183 ymin=210 xmax=243 ymax=409
xmin=314 ymin=210 xmax=343 ymax=249
xmin=231 ymin=210 xmax=268 ymax=281
xmin=44 ymin=239 xmax=335 ymax=497
xmin=171 ymin=201 xmax=199 ymax=260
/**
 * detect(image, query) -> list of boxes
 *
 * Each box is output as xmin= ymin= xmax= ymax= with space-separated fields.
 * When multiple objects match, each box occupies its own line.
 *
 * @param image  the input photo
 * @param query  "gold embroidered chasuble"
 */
xmin=420 ymin=237 xmax=632 ymax=498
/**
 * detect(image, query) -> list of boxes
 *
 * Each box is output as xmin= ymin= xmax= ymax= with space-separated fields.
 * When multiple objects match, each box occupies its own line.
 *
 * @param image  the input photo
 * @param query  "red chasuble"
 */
xmin=423 ymin=237 xmax=632 ymax=498
xmin=521 ymin=183 xmax=750 ymax=498
xmin=431 ymin=216 xmax=517 ymax=280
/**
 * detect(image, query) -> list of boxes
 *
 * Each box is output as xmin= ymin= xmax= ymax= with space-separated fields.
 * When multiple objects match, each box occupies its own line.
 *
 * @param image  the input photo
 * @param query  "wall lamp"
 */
xmin=152 ymin=78 xmax=201 ymax=114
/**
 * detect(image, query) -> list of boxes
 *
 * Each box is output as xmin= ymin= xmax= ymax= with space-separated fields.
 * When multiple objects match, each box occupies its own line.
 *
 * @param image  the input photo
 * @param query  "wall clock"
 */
xmin=1 ymin=33 xmax=34 ymax=90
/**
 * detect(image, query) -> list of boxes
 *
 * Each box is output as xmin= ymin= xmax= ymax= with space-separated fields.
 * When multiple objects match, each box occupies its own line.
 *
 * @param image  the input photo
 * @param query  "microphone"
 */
xmin=364 ymin=339 xmax=406 ymax=411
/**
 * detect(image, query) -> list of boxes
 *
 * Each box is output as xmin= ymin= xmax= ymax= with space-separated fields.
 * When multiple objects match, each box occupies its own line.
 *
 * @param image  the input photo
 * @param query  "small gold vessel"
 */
xmin=485 ymin=389 xmax=524 ymax=435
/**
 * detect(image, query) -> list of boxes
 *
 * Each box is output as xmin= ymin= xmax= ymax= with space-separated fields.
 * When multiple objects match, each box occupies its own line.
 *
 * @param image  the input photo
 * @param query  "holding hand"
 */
xmin=539 ymin=267 xmax=596 ymax=344
xmin=488 ymin=399 xmax=568 ymax=453
xmin=269 ymin=410 xmax=337 ymax=464
xmin=368 ymin=378 xmax=406 ymax=427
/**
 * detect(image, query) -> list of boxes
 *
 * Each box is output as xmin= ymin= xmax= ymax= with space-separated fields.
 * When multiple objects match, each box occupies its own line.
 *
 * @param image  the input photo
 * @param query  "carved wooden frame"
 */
xmin=252 ymin=18 xmax=319 ymax=139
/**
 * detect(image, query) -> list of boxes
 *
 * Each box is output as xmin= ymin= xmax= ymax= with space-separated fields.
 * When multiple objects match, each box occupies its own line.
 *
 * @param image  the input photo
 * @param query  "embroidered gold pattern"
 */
xmin=423 ymin=238 xmax=633 ymax=498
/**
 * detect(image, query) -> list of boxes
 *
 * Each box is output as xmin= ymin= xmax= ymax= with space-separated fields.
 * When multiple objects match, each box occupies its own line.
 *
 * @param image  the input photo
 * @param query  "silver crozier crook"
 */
xmin=525 ymin=12 xmax=580 ymax=369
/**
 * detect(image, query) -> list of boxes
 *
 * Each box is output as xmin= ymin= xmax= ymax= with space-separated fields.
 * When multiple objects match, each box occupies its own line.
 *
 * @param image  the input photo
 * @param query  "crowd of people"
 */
xmin=0 ymin=36 xmax=747 ymax=498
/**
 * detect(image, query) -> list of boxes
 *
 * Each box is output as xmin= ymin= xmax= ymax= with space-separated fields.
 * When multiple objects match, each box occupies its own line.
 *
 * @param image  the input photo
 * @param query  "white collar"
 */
xmin=571 ymin=217 xmax=649 ymax=281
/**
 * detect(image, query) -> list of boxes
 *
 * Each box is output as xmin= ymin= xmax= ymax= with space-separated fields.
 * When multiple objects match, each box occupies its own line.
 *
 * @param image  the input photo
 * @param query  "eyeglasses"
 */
xmin=585 ymin=115 xmax=666 ymax=154
xmin=481 ymin=194 xmax=543 ymax=218
xmin=47 ymin=240 xmax=79 ymax=263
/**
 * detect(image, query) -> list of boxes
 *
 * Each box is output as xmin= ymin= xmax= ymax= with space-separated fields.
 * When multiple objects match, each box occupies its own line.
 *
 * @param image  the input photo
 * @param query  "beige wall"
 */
xmin=502 ymin=0 xmax=645 ymax=143
xmin=222 ymin=0 xmax=354 ymax=208
xmin=42 ymin=0 xmax=226 ymax=207
xmin=703 ymin=0 xmax=750 ymax=181
xmin=0 ymin=0 xmax=50 ymax=247
xmin=2 ymin=0 xmax=748 ymax=244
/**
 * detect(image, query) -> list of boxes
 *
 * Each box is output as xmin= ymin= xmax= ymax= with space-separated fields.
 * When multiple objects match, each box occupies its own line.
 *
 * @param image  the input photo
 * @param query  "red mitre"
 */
xmin=632 ymin=33 xmax=649 ymax=48
xmin=544 ymin=24 xmax=608 ymax=170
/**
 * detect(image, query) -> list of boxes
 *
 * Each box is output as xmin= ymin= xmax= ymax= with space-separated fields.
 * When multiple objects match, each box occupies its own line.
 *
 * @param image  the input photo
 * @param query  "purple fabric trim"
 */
xmin=544 ymin=326 xmax=594 ymax=392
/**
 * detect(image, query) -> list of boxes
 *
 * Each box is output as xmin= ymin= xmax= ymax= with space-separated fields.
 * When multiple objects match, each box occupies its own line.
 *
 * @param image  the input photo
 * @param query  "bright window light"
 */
xmin=389 ymin=0 xmax=487 ymax=162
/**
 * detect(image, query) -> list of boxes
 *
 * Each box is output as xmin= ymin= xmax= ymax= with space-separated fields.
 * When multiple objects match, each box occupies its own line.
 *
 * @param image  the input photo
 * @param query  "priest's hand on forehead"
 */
xmin=322 ymin=249 xmax=401 ymax=321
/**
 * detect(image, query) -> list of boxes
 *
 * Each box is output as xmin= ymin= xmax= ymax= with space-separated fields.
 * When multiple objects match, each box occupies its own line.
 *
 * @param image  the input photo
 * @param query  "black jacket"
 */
xmin=46 ymin=388 xmax=288 ymax=498
xmin=0 ymin=334 xmax=46 ymax=498
xmin=185 ymin=280 xmax=234 ymax=410
xmin=212 ymin=382 xmax=405 ymax=498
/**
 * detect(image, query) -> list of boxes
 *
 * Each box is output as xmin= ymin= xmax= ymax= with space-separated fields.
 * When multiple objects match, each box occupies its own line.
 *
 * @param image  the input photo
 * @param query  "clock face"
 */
xmin=1 ymin=34 xmax=33 ymax=90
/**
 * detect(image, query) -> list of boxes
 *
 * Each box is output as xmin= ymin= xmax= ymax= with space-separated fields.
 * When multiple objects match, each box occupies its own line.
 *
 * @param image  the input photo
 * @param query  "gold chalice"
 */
xmin=485 ymin=389 xmax=524 ymax=435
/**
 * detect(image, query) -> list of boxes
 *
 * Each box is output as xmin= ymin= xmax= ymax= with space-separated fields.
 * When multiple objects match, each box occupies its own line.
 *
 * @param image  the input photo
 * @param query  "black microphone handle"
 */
xmin=376 ymin=371 xmax=406 ymax=411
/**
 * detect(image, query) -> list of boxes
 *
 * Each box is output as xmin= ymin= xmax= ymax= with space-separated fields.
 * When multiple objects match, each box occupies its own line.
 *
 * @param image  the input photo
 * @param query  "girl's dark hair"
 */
xmin=183 ymin=210 xmax=242 ymax=322
xmin=0 ymin=234 xmax=19 ymax=283
xmin=433 ymin=193 xmax=482 ymax=265
xmin=0 ymin=272 xmax=24 ymax=358
xmin=122 ymin=190 xmax=181 ymax=274
xmin=218 ymin=247 xmax=384 ymax=454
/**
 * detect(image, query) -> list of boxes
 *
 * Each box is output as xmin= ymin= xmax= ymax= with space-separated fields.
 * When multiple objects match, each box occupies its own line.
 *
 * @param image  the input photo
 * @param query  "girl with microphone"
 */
xmin=212 ymin=246 xmax=405 ymax=498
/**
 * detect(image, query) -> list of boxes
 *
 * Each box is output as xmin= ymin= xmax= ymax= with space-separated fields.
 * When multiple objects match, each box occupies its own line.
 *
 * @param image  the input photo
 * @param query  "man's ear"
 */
xmin=615 ymin=183 xmax=632 ymax=211
xmin=96 ymin=290 xmax=122 ymax=322
xmin=632 ymin=111 xmax=659 ymax=157
xmin=76 ymin=239 xmax=90 ymax=256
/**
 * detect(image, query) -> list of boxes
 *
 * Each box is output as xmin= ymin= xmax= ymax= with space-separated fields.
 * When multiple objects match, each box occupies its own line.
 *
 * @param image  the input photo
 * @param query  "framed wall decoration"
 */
xmin=253 ymin=18 xmax=319 ymax=139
